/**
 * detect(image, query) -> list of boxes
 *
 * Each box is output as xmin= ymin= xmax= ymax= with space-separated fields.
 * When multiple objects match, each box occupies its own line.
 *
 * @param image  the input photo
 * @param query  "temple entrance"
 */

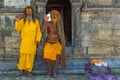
xmin=46 ymin=0 xmax=72 ymax=47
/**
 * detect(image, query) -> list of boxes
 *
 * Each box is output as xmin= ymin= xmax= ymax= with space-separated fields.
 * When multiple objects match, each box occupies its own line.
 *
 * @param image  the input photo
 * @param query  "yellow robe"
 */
xmin=15 ymin=18 xmax=42 ymax=72
xmin=44 ymin=41 xmax=62 ymax=61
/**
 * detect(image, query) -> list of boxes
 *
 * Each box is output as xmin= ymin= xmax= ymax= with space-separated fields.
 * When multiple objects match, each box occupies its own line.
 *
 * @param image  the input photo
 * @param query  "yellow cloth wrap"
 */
xmin=43 ymin=41 xmax=62 ymax=61
xmin=17 ymin=53 xmax=35 ymax=72
xmin=15 ymin=18 xmax=42 ymax=55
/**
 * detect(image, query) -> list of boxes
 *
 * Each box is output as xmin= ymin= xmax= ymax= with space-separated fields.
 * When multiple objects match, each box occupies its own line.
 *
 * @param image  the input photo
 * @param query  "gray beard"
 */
xmin=27 ymin=16 xmax=32 ymax=21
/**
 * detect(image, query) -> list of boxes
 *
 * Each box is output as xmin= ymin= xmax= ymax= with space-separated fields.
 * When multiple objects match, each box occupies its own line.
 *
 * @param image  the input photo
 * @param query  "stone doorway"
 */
xmin=46 ymin=0 xmax=72 ymax=47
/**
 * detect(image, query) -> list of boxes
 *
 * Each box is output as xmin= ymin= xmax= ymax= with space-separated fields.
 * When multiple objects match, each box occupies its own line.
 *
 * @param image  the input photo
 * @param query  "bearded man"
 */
xmin=42 ymin=10 xmax=66 ymax=78
xmin=15 ymin=6 xmax=42 ymax=77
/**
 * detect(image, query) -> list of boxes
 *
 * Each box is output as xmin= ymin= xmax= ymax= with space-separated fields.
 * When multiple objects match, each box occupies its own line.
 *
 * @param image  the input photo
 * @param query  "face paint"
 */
xmin=26 ymin=8 xmax=32 ymax=13
xmin=26 ymin=8 xmax=32 ymax=17
xmin=51 ymin=10 xmax=58 ymax=23
xmin=25 ymin=8 xmax=33 ymax=20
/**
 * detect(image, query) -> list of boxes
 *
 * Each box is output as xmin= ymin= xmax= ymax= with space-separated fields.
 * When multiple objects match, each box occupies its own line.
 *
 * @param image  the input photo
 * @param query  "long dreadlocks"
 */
xmin=23 ymin=6 xmax=36 ymax=23
xmin=50 ymin=10 xmax=66 ymax=69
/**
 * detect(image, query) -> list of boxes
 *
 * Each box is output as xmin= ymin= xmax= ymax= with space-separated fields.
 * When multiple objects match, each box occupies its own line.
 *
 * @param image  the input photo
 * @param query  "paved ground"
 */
xmin=0 ymin=74 xmax=119 ymax=80
xmin=0 ymin=71 xmax=119 ymax=80
xmin=0 ymin=74 xmax=88 ymax=80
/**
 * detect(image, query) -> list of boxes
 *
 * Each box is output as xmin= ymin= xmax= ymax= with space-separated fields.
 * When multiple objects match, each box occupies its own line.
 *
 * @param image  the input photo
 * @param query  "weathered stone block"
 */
xmin=11 ymin=31 xmax=20 ymax=37
xmin=6 ymin=42 xmax=20 ymax=48
xmin=82 ymin=30 xmax=99 ymax=40
xmin=114 ymin=24 xmax=120 ymax=29
xmin=82 ymin=35 xmax=90 ymax=41
xmin=5 ymin=36 xmax=18 ymax=44
xmin=92 ymin=40 xmax=111 ymax=47
xmin=113 ymin=30 xmax=120 ymax=35
xmin=111 ymin=17 xmax=120 ymax=24
xmin=100 ymin=23 xmax=112 ymax=30
xmin=74 ymin=48 xmax=80 ymax=54
xmin=112 ymin=40 xmax=120 ymax=46
xmin=82 ymin=12 xmax=118 ymax=30
xmin=85 ymin=35 xmax=98 ymax=41
xmin=81 ymin=41 xmax=92 ymax=47
xmin=74 ymin=38 xmax=81 ymax=47
xmin=98 ymin=30 xmax=111 ymax=36
xmin=88 ymin=0 xmax=112 ymax=6
xmin=88 ymin=30 xmax=98 ymax=35
xmin=0 ymin=48 xmax=5 ymax=54
xmin=114 ymin=46 xmax=120 ymax=54
xmin=82 ymin=13 xmax=90 ymax=22
xmin=5 ymin=48 xmax=19 ymax=54
xmin=112 ymin=36 xmax=120 ymax=40
xmin=90 ymin=35 xmax=99 ymax=41
xmin=0 ymin=41 xmax=5 ymax=48
xmin=114 ymin=0 xmax=120 ymax=6
xmin=81 ymin=47 xmax=87 ymax=54
xmin=0 ymin=16 xmax=5 ymax=26
xmin=1 ymin=30 xmax=11 ymax=36
xmin=4 ymin=0 xmax=31 ymax=8
xmin=98 ymin=35 xmax=111 ymax=40
xmin=5 ymin=36 xmax=20 ymax=48
xmin=88 ymin=47 xmax=114 ymax=54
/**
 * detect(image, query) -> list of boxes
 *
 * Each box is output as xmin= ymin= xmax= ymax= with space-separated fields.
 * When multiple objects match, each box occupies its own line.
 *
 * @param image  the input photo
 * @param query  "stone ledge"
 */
xmin=83 ymin=6 xmax=120 ymax=12
xmin=0 ymin=60 xmax=120 ymax=74
xmin=0 ymin=8 xmax=23 ymax=13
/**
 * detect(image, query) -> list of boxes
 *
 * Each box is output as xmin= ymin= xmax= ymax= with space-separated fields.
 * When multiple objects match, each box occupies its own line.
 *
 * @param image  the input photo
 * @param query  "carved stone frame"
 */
xmin=35 ymin=0 xmax=83 ymax=54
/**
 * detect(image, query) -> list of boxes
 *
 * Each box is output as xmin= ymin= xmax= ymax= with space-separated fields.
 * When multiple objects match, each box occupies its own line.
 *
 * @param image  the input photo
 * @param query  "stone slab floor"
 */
xmin=0 ymin=74 xmax=88 ymax=80
xmin=0 ymin=72 xmax=120 ymax=80
xmin=0 ymin=71 xmax=120 ymax=80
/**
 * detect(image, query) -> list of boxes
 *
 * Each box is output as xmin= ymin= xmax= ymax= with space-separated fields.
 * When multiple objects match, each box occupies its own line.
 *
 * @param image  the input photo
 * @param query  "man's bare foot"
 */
xmin=15 ymin=71 xmax=23 ymax=77
xmin=53 ymin=72 xmax=57 ymax=78
xmin=28 ymin=72 xmax=33 ymax=77
xmin=46 ymin=72 xmax=52 ymax=77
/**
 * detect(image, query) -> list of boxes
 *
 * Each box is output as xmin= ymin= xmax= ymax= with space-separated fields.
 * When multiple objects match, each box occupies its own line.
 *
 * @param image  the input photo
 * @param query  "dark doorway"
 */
xmin=46 ymin=0 xmax=72 ymax=47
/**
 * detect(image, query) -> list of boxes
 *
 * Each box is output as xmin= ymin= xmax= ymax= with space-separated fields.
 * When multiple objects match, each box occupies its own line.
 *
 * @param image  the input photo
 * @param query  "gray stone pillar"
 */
xmin=35 ymin=0 xmax=48 ymax=55
xmin=70 ymin=0 xmax=82 ymax=54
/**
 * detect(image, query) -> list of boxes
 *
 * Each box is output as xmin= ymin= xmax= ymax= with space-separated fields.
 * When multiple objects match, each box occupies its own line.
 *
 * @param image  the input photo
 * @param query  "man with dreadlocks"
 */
xmin=14 ymin=6 xmax=42 ymax=77
xmin=42 ymin=10 xmax=66 ymax=78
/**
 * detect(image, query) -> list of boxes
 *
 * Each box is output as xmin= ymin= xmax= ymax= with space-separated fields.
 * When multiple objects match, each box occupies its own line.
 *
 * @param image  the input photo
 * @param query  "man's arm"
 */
xmin=36 ymin=19 xmax=42 ymax=44
xmin=41 ymin=22 xmax=48 ymax=33
xmin=14 ymin=16 xmax=23 ymax=32
xmin=41 ymin=15 xmax=49 ymax=33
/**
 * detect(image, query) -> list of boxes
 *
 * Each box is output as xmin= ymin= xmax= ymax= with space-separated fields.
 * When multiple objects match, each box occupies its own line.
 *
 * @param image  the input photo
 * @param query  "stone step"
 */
xmin=0 ymin=60 xmax=120 ymax=74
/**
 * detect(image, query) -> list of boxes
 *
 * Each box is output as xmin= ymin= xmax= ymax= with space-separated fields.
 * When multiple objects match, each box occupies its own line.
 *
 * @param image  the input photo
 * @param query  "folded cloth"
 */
xmin=85 ymin=64 xmax=118 ymax=80
xmin=94 ymin=62 xmax=108 ymax=67
xmin=90 ymin=64 xmax=109 ymax=75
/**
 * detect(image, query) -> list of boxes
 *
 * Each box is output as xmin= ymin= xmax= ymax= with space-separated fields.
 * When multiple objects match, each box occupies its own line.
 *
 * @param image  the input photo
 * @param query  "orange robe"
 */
xmin=43 ymin=41 xmax=62 ymax=61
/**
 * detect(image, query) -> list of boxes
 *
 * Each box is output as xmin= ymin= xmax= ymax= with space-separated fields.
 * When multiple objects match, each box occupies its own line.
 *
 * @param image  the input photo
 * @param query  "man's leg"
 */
xmin=45 ymin=59 xmax=52 ymax=77
xmin=53 ymin=54 xmax=61 ymax=78
xmin=15 ymin=53 xmax=25 ymax=77
xmin=26 ymin=54 xmax=35 ymax=77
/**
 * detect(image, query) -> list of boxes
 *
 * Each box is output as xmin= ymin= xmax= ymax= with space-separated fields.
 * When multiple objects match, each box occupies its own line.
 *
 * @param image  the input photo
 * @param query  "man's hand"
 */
xmin=44 ymin=14 xmax=49 ymax=23
xmin=15 ymin=15 xmax=20 ymax=21
xmin=36 ymin=41 xmax=39 ymax=48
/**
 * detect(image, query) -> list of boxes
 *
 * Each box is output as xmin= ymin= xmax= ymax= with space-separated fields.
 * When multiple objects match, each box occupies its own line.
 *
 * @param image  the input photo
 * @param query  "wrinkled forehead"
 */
xmin=50 ymin=10 xmax=59 ymax=16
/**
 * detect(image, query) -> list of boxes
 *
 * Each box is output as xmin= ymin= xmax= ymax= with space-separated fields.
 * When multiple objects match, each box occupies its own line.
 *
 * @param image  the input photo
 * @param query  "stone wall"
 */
xmin=4 ymin=0 xmax=31 ymax=8
xmin=0 ymin=0 xmax=31 ymax=61
xmin=80 ymin=0 xmax=120 ymax=57
xmin=81 ymin=11 xmax=120 ymax=55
